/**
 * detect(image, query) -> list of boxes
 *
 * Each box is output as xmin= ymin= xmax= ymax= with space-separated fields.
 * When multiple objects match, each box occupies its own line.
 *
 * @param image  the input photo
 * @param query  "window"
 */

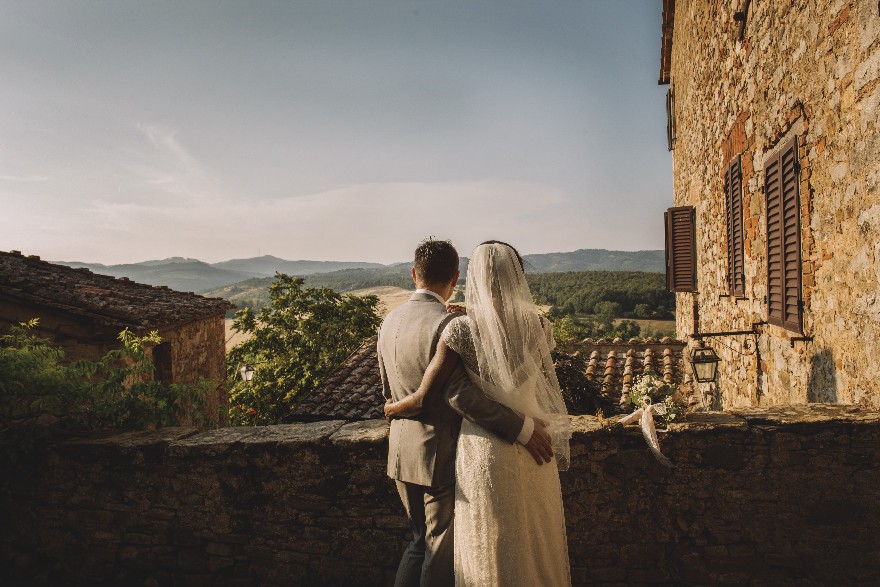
xmin=764 ymin=135 xmax=802 ymax=332
xmin=152 ymin=342 xmax=173 ymax=385
xmin=725 ymin=155 xmax=745 ymax=296
xmin=665 ymin=206 xmax=697 ymax=293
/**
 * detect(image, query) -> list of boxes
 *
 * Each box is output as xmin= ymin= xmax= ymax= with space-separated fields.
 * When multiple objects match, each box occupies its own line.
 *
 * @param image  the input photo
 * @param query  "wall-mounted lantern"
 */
xmin=689 ymin=342 xmax=721 ymax=383
xmin=239 ymin=364 xmax=255 ymax=382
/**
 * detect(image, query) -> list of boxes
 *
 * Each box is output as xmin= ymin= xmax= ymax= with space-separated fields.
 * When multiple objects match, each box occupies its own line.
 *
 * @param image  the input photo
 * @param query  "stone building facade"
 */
xmin=661 ymin=1 xmax=880 ymax=407
xmin=0 ymin=251 xmax=233 ymax=425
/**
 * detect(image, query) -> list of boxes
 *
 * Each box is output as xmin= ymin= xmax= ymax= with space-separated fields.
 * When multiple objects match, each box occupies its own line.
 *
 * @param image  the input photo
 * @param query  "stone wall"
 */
xmin=156 ymin=316 xmax=228 ymax=427
xmin=3 ymin=405 xmax=880 ymax=586
xmin=668 ymin=1 xmax=880 ymax=407
xmin=0 ymin=301 xmax=227 ymax=427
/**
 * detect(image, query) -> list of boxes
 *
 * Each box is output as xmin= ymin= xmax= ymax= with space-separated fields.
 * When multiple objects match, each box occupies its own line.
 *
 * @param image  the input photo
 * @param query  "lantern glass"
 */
xmin=239 ymin=365 xmax=255 ymax=382
xmin=690 ymin=345 xmax=720 ymax=383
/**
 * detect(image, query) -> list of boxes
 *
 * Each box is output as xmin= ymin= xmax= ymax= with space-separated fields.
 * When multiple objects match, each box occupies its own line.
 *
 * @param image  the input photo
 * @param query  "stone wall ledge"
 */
xmin=5 ymin=404 xmax=880 ymax=586
xmin=57 ymin=403 xmax=880 ymax=457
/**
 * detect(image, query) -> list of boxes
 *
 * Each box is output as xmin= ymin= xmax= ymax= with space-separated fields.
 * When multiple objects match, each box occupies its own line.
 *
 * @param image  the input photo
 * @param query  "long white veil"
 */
xmin=465 ymin=243 xmax=571 ymax=470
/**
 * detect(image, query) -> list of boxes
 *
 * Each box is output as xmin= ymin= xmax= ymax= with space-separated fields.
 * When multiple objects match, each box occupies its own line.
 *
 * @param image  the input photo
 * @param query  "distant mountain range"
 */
xmin=53 ymin=249 xmax=664 ymax=294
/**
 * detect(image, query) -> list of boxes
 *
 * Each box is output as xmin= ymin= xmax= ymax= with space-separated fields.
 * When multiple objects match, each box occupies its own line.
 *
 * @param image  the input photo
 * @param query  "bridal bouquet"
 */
xmin=618 ymin=372 xmax=685 ymax=467
xmin=626 ymin=372 xmax=684 ymax=426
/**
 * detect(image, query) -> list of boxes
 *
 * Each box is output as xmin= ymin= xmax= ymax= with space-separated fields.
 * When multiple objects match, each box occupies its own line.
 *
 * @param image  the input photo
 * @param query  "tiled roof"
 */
xmin=292 ymin=334 xmax=689 ymax=421
xmin=290 ymin=335 xmax=383 ymax=421
xmin=0 ymin=250 xmax=234 ymax=329
xmin=569 ymin=336 xmax=688 ymax=404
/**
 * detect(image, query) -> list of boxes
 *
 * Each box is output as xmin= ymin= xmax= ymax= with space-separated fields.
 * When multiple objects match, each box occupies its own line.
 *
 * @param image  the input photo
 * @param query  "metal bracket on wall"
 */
xmin=734 ymin=0 xmax=751 ymax=41
xmin=789 ymin=336 xmax=814 ymax=347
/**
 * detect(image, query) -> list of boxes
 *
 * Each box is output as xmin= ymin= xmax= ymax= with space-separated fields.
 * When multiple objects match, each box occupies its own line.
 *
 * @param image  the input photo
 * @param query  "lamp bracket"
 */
xmin=690 ymin=329 xmax=756 ymax=339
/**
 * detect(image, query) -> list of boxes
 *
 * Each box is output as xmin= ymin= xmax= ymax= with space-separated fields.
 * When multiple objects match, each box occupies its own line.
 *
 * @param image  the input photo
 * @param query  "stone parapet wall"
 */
xmin=3 ymin=405 xmax=880 ymax=586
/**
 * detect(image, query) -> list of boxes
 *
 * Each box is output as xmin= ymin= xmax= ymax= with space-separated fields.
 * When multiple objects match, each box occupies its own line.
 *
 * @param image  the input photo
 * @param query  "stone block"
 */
xmin=329 ymin=420 xmax=389 ymax=446
xmin=239 ymin=421 xmax=346 ymax=447
xmin=168 ymin=427 xmax=263 ymax=458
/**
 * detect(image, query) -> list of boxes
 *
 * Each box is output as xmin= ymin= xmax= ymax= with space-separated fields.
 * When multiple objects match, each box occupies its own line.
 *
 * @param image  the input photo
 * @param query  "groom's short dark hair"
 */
xmin=414 ymin=238 xmax=459 ymax=285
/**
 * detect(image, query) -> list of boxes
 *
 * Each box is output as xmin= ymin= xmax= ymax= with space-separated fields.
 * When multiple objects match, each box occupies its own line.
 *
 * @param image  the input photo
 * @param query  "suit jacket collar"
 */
xmin=410 ymin=290 xmax=445 ymax=304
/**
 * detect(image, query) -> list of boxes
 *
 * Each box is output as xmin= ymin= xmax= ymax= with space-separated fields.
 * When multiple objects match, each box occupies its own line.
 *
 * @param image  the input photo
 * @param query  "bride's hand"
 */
xmin=384 ymin=394 xmax=425 ymax=421
xmin=384 ymin=401 xmax=398 ymax=422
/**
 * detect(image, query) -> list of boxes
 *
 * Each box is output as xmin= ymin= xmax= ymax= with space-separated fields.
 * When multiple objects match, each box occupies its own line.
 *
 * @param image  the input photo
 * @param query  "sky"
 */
xmin=0 ymin=1 xmax=672 ymax=265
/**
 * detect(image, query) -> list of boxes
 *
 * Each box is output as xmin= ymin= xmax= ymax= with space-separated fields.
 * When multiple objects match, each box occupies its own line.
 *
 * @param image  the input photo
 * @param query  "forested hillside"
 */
xmin=524 ymin=249 xmax=664 ymax=273
xmin=526 ymin=271 xmax=674 ymax=318
xmin=208 ymin=267 xmax=673 ymax=326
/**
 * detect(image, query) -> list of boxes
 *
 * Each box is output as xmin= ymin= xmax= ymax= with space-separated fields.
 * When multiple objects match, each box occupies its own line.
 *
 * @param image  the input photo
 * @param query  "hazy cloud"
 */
xmin=0 ymin=1 xmax=672 ymax=264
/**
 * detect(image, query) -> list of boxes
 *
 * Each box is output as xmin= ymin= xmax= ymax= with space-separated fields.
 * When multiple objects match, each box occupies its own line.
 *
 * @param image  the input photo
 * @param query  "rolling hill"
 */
xmin=55 ymin=259 xmax=261 ymax=293
xmin=51 ymin=248 xmax=665 ymax=295
xmin=211 ymin=255 xmax=384 ymax=277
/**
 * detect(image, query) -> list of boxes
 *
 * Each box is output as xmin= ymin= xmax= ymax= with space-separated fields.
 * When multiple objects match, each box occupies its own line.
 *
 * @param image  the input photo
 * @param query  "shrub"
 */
xmin=0 ymin=319 xmax=216 ymax=464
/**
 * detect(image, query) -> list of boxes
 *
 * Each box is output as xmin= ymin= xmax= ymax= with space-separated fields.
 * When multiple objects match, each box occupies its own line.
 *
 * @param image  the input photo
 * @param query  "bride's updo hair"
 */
xmin=478 ymin=240 xmax=525 ymax=273
xmin=414 ymin=238 xmax=459 ymax=286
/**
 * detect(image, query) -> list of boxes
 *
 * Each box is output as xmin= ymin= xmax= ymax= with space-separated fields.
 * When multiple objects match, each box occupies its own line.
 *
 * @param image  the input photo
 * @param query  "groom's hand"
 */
xmin=523 ymin=419 xmax=553 ymax=465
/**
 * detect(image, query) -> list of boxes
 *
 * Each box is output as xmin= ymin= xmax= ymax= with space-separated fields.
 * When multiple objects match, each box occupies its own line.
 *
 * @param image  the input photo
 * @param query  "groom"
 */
xmin=377 ymin=238 xmax=553 ymax=587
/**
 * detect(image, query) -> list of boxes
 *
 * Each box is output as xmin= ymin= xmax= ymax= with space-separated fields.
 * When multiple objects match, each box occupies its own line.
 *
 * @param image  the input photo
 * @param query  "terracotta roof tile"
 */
xmin=291 ymin=335 xmax=383 ymax=421
xmin=0 ymin=251 xmax=233 ymax=329
xmin=293 ymin=334 xmax=690 ymax=421
xmin=571 ymin=337 xmax=688 ymax=405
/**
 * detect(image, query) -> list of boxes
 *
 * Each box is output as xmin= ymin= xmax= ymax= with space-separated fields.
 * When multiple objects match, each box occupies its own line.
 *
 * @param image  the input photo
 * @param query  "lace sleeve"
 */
xmin=441 ymin=316 xmax=478 ymax=370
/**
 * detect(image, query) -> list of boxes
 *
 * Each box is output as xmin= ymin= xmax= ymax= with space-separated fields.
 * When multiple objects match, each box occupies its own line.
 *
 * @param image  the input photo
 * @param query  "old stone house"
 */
xmin=660 ymin=1 xmax=880 ymax=407
xmin=0 ymin=250 xmax=233 ymax=424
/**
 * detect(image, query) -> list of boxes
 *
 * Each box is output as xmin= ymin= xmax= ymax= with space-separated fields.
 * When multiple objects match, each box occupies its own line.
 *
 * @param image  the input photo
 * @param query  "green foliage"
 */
xmin=526 ymin=270 xmax=674 ymax=319
xmin=552 ymin=350 xmax=620 ymax=416
xmin=593 ymin=300 xmax=622 ymax=318
xmin=633 ymin=303 xmax=651 ymax=318
xmin=0 ymin=319 xmax=216 ymax=465
xmin=226 ymin=273 xmax=382 ymax=425
xmin=548 ymin=314 xmax=642 ymax=343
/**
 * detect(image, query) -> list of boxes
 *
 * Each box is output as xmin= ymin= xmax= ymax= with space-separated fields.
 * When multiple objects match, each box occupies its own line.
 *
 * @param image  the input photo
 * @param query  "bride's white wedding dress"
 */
xmin=443 ymin=313 xmax=571 ymax=587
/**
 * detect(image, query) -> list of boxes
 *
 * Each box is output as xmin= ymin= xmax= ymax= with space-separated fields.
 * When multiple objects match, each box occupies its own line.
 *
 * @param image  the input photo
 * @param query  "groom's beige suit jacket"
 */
xmin=378 ymin=292 xmax=525 ymax=487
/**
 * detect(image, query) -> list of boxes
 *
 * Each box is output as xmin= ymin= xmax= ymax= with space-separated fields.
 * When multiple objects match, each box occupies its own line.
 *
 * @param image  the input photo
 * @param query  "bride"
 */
xmin=385 ymin=241 xmax=572 ymax=587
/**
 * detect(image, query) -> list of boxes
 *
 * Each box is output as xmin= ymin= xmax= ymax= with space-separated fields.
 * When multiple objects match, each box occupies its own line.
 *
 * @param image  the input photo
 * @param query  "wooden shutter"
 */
xmin=765 ymin=136 xmax=802 ymax=332
xmin=665 ymin=206 xmax=697 ymax=292
xmin=666 ymin=83 xmax=676 ymax=151
xmin=725 ymin=156 xmax=745 ymax=297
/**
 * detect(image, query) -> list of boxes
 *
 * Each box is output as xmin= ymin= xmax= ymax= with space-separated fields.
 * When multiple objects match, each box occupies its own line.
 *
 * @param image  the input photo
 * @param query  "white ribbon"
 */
xmin=619 ymin=400 xmax=673 ymax=467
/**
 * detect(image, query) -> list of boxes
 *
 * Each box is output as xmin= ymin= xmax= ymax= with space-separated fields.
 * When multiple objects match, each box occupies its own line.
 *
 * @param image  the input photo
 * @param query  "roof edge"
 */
xmin=659 ymin=0 xmax=675 ymax=85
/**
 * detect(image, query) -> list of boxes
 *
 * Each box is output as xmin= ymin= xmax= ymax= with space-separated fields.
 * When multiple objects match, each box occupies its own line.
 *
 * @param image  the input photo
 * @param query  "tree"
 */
xmin=226 ymin=274 xmax=382 ymax=425
xmin=633 ymin=303 xmax=652 ymax=318
xmin=550 ymin=315 xmax=589 ymax=344
xmin=593 ymin=301 xmax=622 ymax=318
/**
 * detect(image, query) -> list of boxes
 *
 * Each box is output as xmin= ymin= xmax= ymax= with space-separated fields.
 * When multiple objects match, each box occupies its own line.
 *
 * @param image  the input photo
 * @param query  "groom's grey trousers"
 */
xmin=377 ymin=292 xmax=525 ymax=587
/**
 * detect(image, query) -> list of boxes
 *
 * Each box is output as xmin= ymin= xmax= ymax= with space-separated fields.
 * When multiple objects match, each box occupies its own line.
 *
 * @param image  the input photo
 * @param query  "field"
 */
xmin=348 ymin=286 xmax=413 ymax=317
xmin=224 ymin=285 xmax=414 ymax=352
xmin=615 ymin=318 xmax=677 ymax=337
